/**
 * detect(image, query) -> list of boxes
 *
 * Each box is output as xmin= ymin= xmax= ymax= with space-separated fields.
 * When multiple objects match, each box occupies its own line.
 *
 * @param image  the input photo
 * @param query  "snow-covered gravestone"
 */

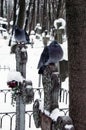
xmin=35 ymin=23 xmax=42 ymax=39
xmin=54 ymin=18 xmax=66 ymax=44
xmin=35 ymin=23 xmax=42 ymax=35
xmin=42 ymin=30 xmax=50 ymax=47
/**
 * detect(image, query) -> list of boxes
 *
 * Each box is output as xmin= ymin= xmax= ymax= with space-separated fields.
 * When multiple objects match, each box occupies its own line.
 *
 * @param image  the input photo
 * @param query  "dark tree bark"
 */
xmin=13 ymin=0 xmax=17 ymax=27
xmin=24 ymin=0 xmax=33 ymax=32
xmin=36 ymin=0 xmax=40 ymax=23
xmin=8 ymin=0 xmax=25 ymax=46
xmin=57 ymin=0 xmax=62 ymax=18
xmin=8 ymin=0 xmax=17 ymax=46
xmin=48 ymin=0 xmax=51 ymax=29
xmin=42 ymin=0 xmax=48 ymax=31
xmin=28 ymin=0 xmax=35 ymax=34
xmin=1 ymin=0 xmax=4 ymax=17
xmin=66 ymin=0 xmax=86 ymax=130
xmin=17 ymin=0 xmax=26 ymax=29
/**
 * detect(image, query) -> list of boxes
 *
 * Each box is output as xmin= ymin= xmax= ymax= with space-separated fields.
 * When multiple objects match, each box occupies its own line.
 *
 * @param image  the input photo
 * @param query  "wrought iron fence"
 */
xmin=0 ymin=87 xmax=69 ymax=130
xmin=0 ymin=88 xmax=69 ymax=104
xmin=59 ymin=88 xmax=69 ymax=104
xmin=0 ymin=112 xmax=16 ymax=130
xmin=0 ymin=109 xmax=69 ymax=130
xmin=0 ymin=89 xmax=12 ymax=103
xmin=0 ymin=65 xmax=10 ymax=71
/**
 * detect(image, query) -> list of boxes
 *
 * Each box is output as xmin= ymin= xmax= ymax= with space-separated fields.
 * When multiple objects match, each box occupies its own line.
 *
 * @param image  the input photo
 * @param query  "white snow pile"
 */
xmin=21 ymin=47 xmax=27 ymax=52
xmin=65 ymin=124 xmax=74 ymax=130
xmin=7 ymin=71 xmax=24 ymax=82
xmin=50 ymin=108 xmax=64 ymax=121
xmin=39 ymin=101 xmax=64 ymax=121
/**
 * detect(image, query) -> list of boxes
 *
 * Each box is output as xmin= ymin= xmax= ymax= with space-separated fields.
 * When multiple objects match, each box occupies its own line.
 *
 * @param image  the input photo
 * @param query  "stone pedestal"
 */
xmin=41 ymin=113 xmax=52 ymax=130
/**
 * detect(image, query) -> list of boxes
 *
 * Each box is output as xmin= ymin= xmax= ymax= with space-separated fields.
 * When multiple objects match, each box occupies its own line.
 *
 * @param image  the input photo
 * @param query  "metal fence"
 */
xmin=0 ymin=65 xmax=10 ymax=71
xmin=0 ymin=109 xmax=69 ymax=130
xmin=0 ymin=88 xmax=69 ymax=104
xmin=0 ymin=87 xmax=69 ymax=130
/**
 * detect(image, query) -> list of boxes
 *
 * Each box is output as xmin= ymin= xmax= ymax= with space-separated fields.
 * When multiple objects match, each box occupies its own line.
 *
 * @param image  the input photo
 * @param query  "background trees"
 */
xmin=0 ymin=0 xmax=65 ymax=33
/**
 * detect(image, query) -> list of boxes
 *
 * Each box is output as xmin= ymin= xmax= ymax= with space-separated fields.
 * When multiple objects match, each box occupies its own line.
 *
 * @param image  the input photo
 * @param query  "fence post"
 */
xmin=15 ymin=43 xmax=28 ymax=130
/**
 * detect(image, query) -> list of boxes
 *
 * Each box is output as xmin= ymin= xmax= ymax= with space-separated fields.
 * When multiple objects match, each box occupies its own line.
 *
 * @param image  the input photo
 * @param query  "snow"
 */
xmin=61 ymin=40 xmax=68 ymax=61
xmin=65 ymin=124 xmax=74 ymax=129
xmin=7 ymin=71 xmax=24 ymax=82
xmin=35 ymin=23 xmax=42 ymax=30
xmin=0 ymin=20 xmax=8 ymax=25
xmin=21 ymin=47 xmax=26 ymax=52
xmin=29 ymin=34 xmax=36 ymax=43
xmin=50 ymin=108 xmax=64 ymax=121
xmin=0 ymin=33 xmax=69 ymax=130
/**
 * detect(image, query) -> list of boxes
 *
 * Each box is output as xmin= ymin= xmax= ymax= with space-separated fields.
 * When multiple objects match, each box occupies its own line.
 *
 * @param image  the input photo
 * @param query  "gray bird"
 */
xmin=37 ymin=40 xmax=63 ymax=74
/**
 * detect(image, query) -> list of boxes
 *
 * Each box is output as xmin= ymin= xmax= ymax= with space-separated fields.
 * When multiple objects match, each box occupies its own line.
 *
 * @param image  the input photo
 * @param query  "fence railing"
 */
xmin=0 ymin=108 xmax=69 ymax=130
xmin=0 ymin=65 xmax=10 ymax=71
xmin=0 ymin=87 xmax=69 ymax=130
xmin=59 ymin=88 xmax=69 ymax=104
xmin=0 ymin=88 xmax=69 ymax=105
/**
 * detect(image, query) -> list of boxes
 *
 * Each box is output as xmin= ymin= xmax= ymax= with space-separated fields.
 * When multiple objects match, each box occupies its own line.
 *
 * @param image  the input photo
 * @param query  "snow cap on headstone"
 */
xmin=7 ymin=71 xmax=24 ymax=82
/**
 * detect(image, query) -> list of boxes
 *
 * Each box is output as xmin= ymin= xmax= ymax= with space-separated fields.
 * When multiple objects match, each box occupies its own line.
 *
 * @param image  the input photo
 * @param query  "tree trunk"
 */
xmin=36 ymin=0 xmax=40 ymax=24
xmin=42 ymin=0 xmax=48 ymax=31
xmin=28 ymin=0 xmax=35 ymax=34
xmin=8 ymin=0 xmax=17 ymax=46
xmin=1 ymin=0 xmax=4 ymax=17
xmin=13 ymin=0 xmax=17 ymax=27
xmin=24 ymin=1 xmax=32 ymax=32
xmin=17 ymin=0 xmax=26 ymax=29
xmin=7 ymin=0 xmax=13 ymax=30
xmin=66 ymin=0 xmax=86 ymax=130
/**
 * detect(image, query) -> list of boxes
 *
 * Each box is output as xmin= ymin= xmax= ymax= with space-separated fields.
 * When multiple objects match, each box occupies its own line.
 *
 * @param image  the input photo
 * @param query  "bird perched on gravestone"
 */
xmin=37 ymin=40 xmax=63 ymax=74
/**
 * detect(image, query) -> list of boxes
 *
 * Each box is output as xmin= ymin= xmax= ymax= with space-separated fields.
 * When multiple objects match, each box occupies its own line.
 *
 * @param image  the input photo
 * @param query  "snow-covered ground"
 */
xmin=0 ymin=36 xmax=69 ymax=130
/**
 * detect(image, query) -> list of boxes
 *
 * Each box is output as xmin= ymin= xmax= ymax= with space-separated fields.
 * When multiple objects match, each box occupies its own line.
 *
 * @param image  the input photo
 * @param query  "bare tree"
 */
xmin=13 ymin=0 xmax=17 ymax=27
xmin=0 ymin=0 xmax=4 ymax=17
xmin=42 ymin=0 xmax=48 ymax=31
xmin=24 ymin=1 xmax=32 ymax=32
xmin=28 ymin=0 xmax=35 ymax=34
xmin=66 ymin=0 xmax=86 ymax=129
xmin=36 ymin=0 xmax=40 ymax=24
xmin=8 ymin=0 xmax=18 ymax=46
xmin=17 ymin=0 xmax=26 ymax=29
